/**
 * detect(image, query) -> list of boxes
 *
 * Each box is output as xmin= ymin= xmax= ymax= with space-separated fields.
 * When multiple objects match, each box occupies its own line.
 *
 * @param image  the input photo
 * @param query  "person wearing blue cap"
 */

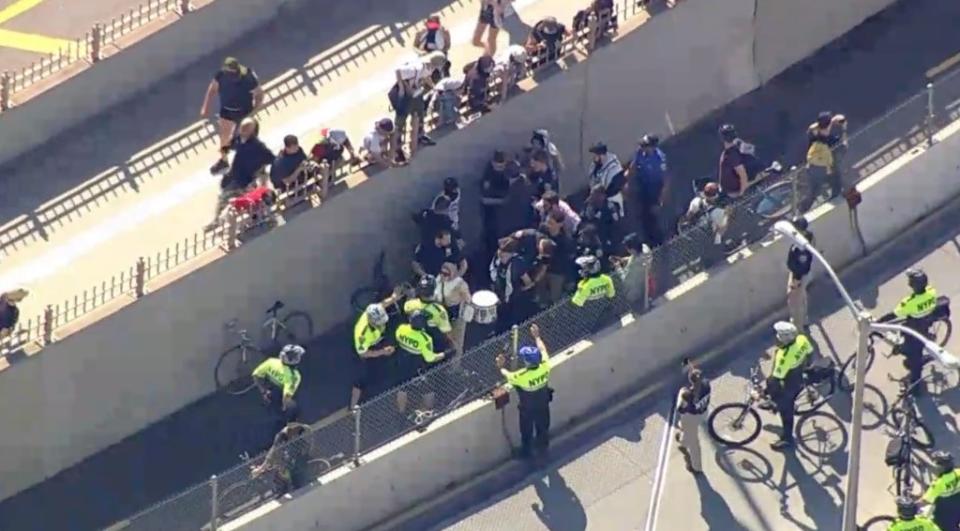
xmin=496 ymin=323 xmax=553 ymax=460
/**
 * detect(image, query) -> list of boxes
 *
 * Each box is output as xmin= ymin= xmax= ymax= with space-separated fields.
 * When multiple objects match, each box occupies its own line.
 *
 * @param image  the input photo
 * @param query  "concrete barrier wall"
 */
xmin=0 ymin=0 xmax=288 ymax=167
xmin=753 ymin=0 xmax=897 ymax=83
xmin=233 ymin=120 xmax=960 ymax=531
xmin=0 ymin=0 xmax=902 ymax=502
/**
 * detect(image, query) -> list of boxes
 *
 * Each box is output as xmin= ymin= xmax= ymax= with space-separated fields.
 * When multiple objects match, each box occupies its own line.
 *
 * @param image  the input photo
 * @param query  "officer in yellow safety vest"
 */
xmin=879 ymin=269 xmax=939 ymax=393
xmin=571 ymin=255 xmax=616 ymax=307
xmin=395 ymin=310 xmax=449 ymax=415
xmin=763 ymin=321 xmax=813 ymax=450
xmin=922 ymin=451 xmax=960 ymax=530
xmin=497 ymin=323 xmax=552 ymax=460
xmin=351 ymin=302 xmax=397 ymax=409
xmin=404 ymin=274 xmax=453 ymax=337
xmin=890 ymin=496 xmax=943 ymax=531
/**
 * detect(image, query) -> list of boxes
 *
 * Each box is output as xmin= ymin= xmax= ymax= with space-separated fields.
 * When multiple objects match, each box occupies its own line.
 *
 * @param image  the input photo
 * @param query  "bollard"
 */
xmin=351 ymin=406 xmax=362 ymax=466
xmin=0 ymin=71 xmax=10 ymax=111
xmin=90 ymin=24 xmax=103 ymax=63
xmin=42 ymin=305 xmax=54 ymax=345
xmin=134 ymin=257 xmax=146 ymax=298
xmin=510 ymin=324 xmax=519 ymax=371
xmin=925 ymin=82 xmax=936 ymax=147
xmin=179 ymin=0 xmax=191 ymax=15
xmin=209 ymin=475 xmax=219 ymax=531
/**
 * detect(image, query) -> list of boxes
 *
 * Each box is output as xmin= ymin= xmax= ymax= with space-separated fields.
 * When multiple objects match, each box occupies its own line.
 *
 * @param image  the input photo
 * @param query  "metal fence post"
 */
xmin=0 ymin=71 xmax=10 ymax=111
xmin=179 ymin=0 xmax=192 ymax=15
xmin=42 ymin=305 xmax=54 ymax=345
xmin=90 ymin=24 xmax=103 ymax=63
xmin=209 ymin=474 xmax=219 ymax=531
xmin=925 ymin=82 xmax=936 ymax=147
xmin=510 ymin=324 xmax=519 ymax=371
xmin=352 ymin=406 xmax=362 ymax=466
xmin=791 ymin=166 xmax=803 ymax=218
xmin=134 ymin=257 xmax=146 ymax=298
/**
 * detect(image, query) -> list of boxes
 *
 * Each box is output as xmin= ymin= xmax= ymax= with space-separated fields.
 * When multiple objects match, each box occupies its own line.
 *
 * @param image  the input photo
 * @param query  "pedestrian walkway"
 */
xmin=436 ymin=217 xmax=960 ymax=530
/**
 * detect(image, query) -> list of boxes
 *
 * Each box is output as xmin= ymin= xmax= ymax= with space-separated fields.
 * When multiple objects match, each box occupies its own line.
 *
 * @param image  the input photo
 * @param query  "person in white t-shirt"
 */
xmin=436 ymin=261 xmax=471 ymax=356
xmin=493 ymin=44 xmax=528 ymax=102
xmin=392 ymin=52 xmax=445 ymax=156
xmin=362 ymin=118 xmax=403 ymax=169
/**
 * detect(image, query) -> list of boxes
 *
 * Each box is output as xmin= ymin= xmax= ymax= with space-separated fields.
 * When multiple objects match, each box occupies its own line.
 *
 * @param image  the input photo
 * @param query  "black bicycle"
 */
xmin=214 ymin=300 xmax=313 ymax=394
xmin=858 ymin=515 xmax=895 ymax=531
xmin=884 ymin=375 xmax=936 ymax=497
xmin=708 ymin=359 xmax=837 ymax=447
xmin=350 ymin=250 xmax=412 ymax=316
xmin=840 ymin=299 xmax=954 ymax=393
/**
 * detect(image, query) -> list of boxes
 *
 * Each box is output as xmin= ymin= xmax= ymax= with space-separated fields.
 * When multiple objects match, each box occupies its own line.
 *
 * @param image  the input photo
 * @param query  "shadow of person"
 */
xmin=695 ymin=473 xmax=747 ymax=529
xmin=777 ymin=451 xmax=842 ymax=531
xmin=531 ymin=471 xmax=587 ymax=531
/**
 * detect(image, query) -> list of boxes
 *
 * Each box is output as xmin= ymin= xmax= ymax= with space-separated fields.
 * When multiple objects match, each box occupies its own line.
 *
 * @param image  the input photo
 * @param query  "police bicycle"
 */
xmin=214 ymin=300 xmax=314 ymax=395
xmin=858 ymin=515 xmax=895 ymax=531
xmin=884 ymin=374 xmax=936 ymax=497
xmin=839 ymin=297 xmax=955 ymax=393
xmin=707 ymin=358 xmax=838 ymax=447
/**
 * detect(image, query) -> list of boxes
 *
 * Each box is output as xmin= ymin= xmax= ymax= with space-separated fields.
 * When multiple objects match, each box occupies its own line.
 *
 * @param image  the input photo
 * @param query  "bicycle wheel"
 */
xmin=753 ymin=181 xmax=794 ymax=220
xmin=839 ymin=347 xmax=876 ymax=393
xmin=859 ymin=514 xmax=895 ymax=531
xmin=281 ymin=311 xmax=314 ymax=345
xmin=215 ymin=345 xmax=264 ymax=395
xmin=708 ymin=403 xmax=762 ymax=447
xmin=891 ymin=411 xmax=936 ymax=450
xmin=350 ymin=286 xmax=380 ymax=315
xmin=794 ymin=373 xmax=835 ymax=415
xmin=217 ymin=476 xmax=280 ymax=519
xmin=929 ymin=317 xmax=952 ymax=347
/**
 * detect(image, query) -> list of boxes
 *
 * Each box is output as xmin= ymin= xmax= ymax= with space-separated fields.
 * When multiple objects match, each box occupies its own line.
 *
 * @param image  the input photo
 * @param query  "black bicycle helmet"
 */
xmin=791 ymin=216 xmax=809 ymax=233
xmin=639 ymin=134 xmax=659 ymax=148
xmin=906 ymin=268 xmax=928 ymax=293
xmin=409 ymin=310 xmax=428 ymax=331
xmin=417 ymin=274 xmax=437 ymax=299
xmin=896 ymin=496 xmax=919 ymax=519
xmin=718 ymin=123 xmax=738 ymax=142
xmin=932 ymin=451 xmax=955 ymax=475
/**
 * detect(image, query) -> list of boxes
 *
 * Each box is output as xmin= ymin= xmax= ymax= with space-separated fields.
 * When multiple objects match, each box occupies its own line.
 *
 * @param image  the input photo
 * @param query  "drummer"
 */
xmin=436 ymin=262 xmax=471 ymax=355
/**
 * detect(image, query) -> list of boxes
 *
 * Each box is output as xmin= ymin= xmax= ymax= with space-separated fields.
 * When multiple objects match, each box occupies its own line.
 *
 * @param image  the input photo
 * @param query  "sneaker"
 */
xmin=757 ymin=399 xmax=776 ymax=411
xmin=418 ymin=134 xmax=437 ymax=147
xmin=770 ymin=438 xmax=794 ymax=451
xmin=210 ymin=159 xmax=229 ymax=175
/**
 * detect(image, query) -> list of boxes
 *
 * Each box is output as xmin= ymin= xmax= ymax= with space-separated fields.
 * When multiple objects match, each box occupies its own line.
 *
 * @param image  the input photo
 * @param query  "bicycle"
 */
xmin=884 ymin=375 xmax=936 ymax=497
xmin=350 ymin=250 xmax=412 ymax=317
xmin=214 ymin=300 xmax=314 ymax=395
xmin=707 ymin=358 xmax=837 ymax=447
xmin=858 ymin=515 xmax=895 ymax=531
xmin=408 ymin=368 xmax=485 ymax=428
xmin=839 ymin=299 xmax=954 ymax=393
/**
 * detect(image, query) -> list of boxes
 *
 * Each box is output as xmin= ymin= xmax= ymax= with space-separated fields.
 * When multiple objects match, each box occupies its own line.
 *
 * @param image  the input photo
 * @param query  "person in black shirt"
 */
xmin=786 ymin=216 xmax=814 ymax=331
xmin=201 ymin=57 xmax=264 ymax=175
xmin=676 ymin=358 xmax=710 ymax=474
xmin=269 ymin=135 xmax=307 ymax=192
xmin=540 ymin=211 xmax=577 ymax=291
xmin=525 ymin=16 xmax=570 ymax=68
xmin=0 ymin=288 xmax=27 ymax=340
xmin=413 ymin=228 xmax=466 ymax=278
xmin=413 ymin=196 xmax=458 ymax=245
xmin=527 ymin=149 xmax=558 ymax=199
xmin=489 ymin=238 xmax=537 ymax=333
xmin=481 ymin=150 xmax=512 ymax=257
xmin=205 ymin=118 xmax=275 ymax=231
xmin=464 ymin=54 xmax=495 ymax=115
xmin=576 ymin=223 xmax=606 ymax=269
xmin=579 ymin=185 xmax=622 ymax=259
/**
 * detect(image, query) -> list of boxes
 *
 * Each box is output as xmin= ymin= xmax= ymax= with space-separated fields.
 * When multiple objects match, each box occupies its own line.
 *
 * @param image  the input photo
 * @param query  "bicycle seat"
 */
xmin=266 ymin=300 xmax=284 ymax=314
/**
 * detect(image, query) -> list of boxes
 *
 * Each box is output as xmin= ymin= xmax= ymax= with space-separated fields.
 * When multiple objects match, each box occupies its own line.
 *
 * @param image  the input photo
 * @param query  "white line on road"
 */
xmin=0 ymin=0 xmax=542 ymax=292
xmin=644 ymin=398 xmax=678 ymax=531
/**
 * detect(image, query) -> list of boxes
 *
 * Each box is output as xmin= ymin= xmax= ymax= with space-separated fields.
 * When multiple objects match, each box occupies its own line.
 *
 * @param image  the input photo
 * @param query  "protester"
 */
xmin=481 ymin=150 xmax=513 ymax=257
xmin=587 ymin=142 xmax=626 ymax=214
xmin=490 ymin=238 xmax=537 ymax=332
xmin=525 ymin=16 xmax=569 ymax=68
xmin=472 ymin=0 xmax=509 ymax=55
xmin=436 ymin=261 xmax=472 ymax=355
xmin=415 ymin=15 xmax=452 ymax=79
xmin=432 ymin=177 xmax=461 ymax=232
xmin=270 ymin=135 xmax=307 ymax=192
xmin=802 ymin=111 xmax=847 ymax=212
xmin=625 ymin=134 xmax=668 ymax=247
xmin=530 ymin=129 xmax=565 ymax=180
xmin=205 ymin=118 xmax=275 ymax=232
xmin=717 ymin=124 xmax=763 ymax=200
xmin=433 ymin=77 xmax=464 ymax=128
xmin=580 ymin=185 xmax=622 ymax=257
xmin=676 ymin=358 xmax=710 ymax=474
xmin=535 ymin=190 xmax=580 ymax=236
xmin=493 ymin=45 xmax=529 ymax=102
xmin=611 ymin=233 xmax=651 ymax=307
xmin=463 ymin=54 xmax=496 ymax=115
xmin=576 ymin=223 xmax=606 ymax=267
xmin=310 ymin=128 xmax=359 ymax=199
xmin=499 ymin=162 xmax=539 ymax=236
xmin=391 ymin=52 xmax=445 ymax=155
xmin=362 ymin=118 xmax=403 ymax=169
xmin=413 ymin=228 xmax=465 ymax=278
xmin=201 ymin=57 xmax=264 ymax=175
xmin=538 ymin=213 xmax=576 ymax=302
xmin=413 ymin=195 xmax=458 ymax=245
xmin=0 ymin=288 xmax=27 ymax=339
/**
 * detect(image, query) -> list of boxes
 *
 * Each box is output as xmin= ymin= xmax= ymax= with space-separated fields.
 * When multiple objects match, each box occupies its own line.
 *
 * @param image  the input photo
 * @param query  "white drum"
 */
xmin=466 ymin=290 xmax=499 ymax=325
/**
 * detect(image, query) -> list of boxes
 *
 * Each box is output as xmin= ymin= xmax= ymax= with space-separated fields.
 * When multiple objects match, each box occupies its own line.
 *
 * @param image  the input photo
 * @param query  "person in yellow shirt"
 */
xmin=351 ymin=303 xmax=397 ymax=409
xmin=395 ymin=310 xmax=451 ymax=416
xmin=496 ymin=323 xmax=552 ymax=460
xmin=253 ymin=344 xmax=304 ymax=413
xmin=890 ymin=496 xmax=942 ymax=531
xmin=922 ymin=452 xmax=960 ymax=530
xmin=571 ymin=255 xmax=615 ymax=307
xmin=879 ymin=269 xmax=939 ymax=394
xmin=763 ymin=321 xmax=812 ymax=450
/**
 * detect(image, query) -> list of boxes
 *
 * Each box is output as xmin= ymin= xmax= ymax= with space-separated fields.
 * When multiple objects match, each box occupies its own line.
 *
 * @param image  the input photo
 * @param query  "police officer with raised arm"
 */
xmin=676 ymin=358 xmax=710 ymax=474
xmin=497 ymin=323 xmax=552 ymax=460
xmin=762 ymin=321 xmax=813 ymax=450
xmin=878 ymin=269 xmax=939 ymax=394
xmin=921 ymin=451 xmax=960 ymax=530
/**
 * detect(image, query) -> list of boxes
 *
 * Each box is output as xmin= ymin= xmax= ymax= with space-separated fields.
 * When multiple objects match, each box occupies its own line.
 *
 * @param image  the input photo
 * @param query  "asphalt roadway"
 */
xmin=422 ymin=192 xmax=960 ymax=531
xmin=1 ymin=0 xmax=960 ymax=530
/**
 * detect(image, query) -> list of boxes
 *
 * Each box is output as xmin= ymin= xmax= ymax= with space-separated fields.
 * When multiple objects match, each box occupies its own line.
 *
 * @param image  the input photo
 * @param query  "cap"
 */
xmin=222 ymin=57 xmax=241 ymax=71
xmin=376 ymin=117 xmax=394 ymax=132
xmin=443 ymin=177 xmax=459 ymax=190
xmin=426 ymin=15 xmax=441 ymax=30
xmin=492 ymin=150 xmax=507 ymax=163
xmin=589 ymin=142 xmax=608 ymax=155
xmin=540 ymin=16 xmax=560 ymax=34
xmin=424 ymin=51 xmax=447 ymax=70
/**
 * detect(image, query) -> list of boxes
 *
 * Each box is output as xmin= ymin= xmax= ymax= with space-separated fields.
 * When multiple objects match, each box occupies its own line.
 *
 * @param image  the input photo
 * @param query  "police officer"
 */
xmin=404 ymin=274 xmax=454 ymax=341
xmin=351 ymin=303 xmax=397 ymax=409
xmin=571 ymin=255 xmax=616 ymax=307
xmin=497 ymin=323 xmax=552 ymax=460
xmin=763 ymin=321 xmax=813 ymax=450
xmin=890 ymin=496 xmax=942 ymax=531
xmin=625 ymin=134 xmax=668 ymax=248
xmin=922 ymin=451 xmax=960 ymax=530
xmin=786 ymin=216 xmax=815 ymax=331
xmin=675 ymin=358 xmax=710 ymax=474
xmin=395 ymin=310 xmax=451 ymax=414
xmin=878 ymin=269 xmax=938 ymax=393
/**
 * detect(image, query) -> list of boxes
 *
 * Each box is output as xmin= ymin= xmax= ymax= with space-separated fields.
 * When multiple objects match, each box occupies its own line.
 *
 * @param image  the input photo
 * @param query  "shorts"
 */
xmin=478 ymin=4 xmax=500 ymax=28
xmin=353 ymin=355 xmax=389 ymax=391
xmin=219 ymin=105 xmax=253 ymax=125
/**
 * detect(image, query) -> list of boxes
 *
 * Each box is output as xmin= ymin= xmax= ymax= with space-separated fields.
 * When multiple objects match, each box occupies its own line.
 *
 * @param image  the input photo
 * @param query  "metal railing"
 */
xmin=0 ymin=0 xmax=192 ymax=111
xmin=0 ymin=4 xmax=628 ymax=358
xmin=105 ymin=20 xmax=960 ymax=531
